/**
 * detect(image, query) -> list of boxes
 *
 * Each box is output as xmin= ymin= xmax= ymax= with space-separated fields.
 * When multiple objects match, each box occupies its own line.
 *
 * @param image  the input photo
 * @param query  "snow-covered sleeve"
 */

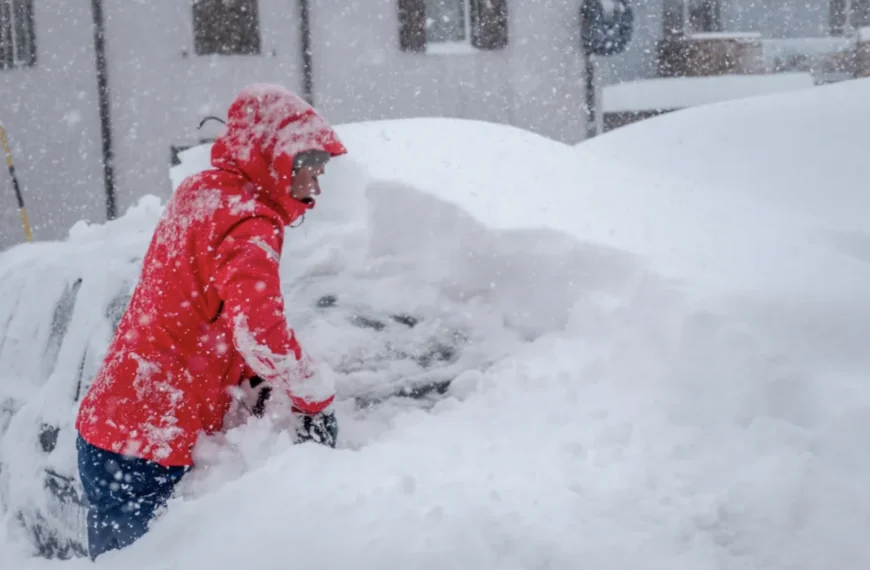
xmin=213 ymin=217 xmax=335 ymax=414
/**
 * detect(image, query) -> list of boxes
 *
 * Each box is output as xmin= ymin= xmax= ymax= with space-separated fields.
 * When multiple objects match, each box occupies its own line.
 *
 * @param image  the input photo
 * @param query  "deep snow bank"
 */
xmin=573 ymin=77 xmax=870 ymax=385
xmin=2 ymin=104 xmax=870 ymax=569
xmin=593 ymin=77 xmax=870 ymax=292
xmin=585 ymin=78 xmax=870 ymax=235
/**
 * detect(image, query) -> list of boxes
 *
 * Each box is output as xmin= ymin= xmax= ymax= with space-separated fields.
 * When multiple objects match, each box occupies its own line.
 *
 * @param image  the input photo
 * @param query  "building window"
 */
xmin=662 ymin=0 xmax=721 ymax=37
xmin=193 ymin=0 xmax=260 ymax=56
xmin=830 ymin=0 xmax=848 ymax=34
xmin=853 ymin=0 xmax=870 ymax=29
xmin=425 ymin=0 xmax=469 ymax=44
xmin=662 ymin=0 xmax=685 ymax=39
xmin=688 ymin=0 xmax=721 ymax=33
xmin=830 ymin=0 xmax=870 ymax=34
xmin=0 ymin=0 xmax=36 ymax=70
xmin=399 ymin=0 xmax=508 ymax=52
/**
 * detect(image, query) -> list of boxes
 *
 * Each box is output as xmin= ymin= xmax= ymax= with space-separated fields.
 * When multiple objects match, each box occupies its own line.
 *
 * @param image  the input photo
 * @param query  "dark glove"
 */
xmin=249 ymin=377 xmax=272 ymax=418
xmin=294 ymin=410 xmax=338 ymax=448
xmin=248 ymin=375 xmax=337 ymax=447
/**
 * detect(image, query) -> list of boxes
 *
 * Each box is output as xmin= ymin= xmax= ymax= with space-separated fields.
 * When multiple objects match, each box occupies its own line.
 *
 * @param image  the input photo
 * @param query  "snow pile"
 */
xmin=2 ymin=81 xmax=870 ymax=568
xmin=587 ymin=78 xmax=870 ymax=234
xmin=589 ymin=79 xmax=870 ymax=293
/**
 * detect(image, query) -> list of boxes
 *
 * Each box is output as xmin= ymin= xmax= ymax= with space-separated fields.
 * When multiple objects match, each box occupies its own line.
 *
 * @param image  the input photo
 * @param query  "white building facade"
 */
xmin=0 ymin=0 xmax=850 ymax=248
xmin=0 ymin=0 xmax=593 ymax=248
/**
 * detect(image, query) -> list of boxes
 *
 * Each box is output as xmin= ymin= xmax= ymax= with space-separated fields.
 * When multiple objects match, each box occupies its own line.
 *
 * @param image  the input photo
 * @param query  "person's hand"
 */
xmin=246 ymin=376 xmax=272 ymax=418
xmin=293 ymin=408 xmax=338 ymax=448
xmin=242 ymin=365 xmax=338 ymax=448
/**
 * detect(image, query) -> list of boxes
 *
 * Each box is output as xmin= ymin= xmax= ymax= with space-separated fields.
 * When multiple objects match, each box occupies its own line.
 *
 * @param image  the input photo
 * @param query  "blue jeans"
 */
xmin=76 ymin=434 xmax=188 ymax=560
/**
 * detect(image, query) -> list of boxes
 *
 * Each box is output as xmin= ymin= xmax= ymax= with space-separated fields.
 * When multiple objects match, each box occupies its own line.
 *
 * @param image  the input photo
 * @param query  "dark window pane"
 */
xmin=425 ymin=0 xmax=466 ymax=43
xmin=193 ymin=0 xmax=261 ymax=56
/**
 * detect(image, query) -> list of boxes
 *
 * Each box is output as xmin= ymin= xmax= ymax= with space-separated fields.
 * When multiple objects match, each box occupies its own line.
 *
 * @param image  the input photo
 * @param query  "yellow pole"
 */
xmin=0 ymin=125 xmax=33 ymax=243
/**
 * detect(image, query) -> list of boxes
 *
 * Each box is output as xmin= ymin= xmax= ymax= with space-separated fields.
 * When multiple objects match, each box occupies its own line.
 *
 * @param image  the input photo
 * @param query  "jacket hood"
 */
xmin=210 ymin=83 xmax=347 ymax=225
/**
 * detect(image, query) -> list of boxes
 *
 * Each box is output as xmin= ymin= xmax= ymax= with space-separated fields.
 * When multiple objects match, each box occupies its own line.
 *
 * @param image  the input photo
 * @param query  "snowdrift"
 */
xmin=2 ymin=80 xmax=870 ymax=569
xmin=584 ymin=77 xmax=870 ymax=235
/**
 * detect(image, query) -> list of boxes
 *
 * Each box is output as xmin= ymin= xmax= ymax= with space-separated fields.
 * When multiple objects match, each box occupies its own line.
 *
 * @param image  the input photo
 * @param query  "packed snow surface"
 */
xmin=2 ymin=79 xmax=870 ymax=569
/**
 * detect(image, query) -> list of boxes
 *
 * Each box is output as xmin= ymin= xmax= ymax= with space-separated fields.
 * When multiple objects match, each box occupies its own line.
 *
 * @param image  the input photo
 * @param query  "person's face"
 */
xmin=289 ymin=163 xmax=326 ymax=202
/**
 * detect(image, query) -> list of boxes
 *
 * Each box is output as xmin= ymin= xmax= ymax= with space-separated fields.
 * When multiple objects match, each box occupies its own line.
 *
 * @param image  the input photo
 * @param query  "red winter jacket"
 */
xmin=75 ymin=84 xmax=347 ymax=467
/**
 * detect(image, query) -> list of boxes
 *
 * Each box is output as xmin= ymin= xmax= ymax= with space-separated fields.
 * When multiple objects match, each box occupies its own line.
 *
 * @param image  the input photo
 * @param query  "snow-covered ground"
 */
xmin=2 ymin=78 xmax=870 ymax=569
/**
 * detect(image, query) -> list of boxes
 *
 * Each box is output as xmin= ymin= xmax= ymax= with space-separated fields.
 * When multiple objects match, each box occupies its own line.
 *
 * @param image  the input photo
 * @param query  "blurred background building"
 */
xmin=1 ymin=0 xmax=867 ymax=247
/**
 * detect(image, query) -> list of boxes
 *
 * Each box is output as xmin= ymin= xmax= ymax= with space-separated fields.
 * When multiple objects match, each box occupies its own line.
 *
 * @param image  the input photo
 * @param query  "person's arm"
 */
xmin=214 ymin=217 xmax=335 ymax=414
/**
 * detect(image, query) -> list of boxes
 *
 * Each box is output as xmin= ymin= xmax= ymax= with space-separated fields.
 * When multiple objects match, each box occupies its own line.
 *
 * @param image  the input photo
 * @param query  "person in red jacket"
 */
xmin=74 ymin=83 xmax=347 ymax=560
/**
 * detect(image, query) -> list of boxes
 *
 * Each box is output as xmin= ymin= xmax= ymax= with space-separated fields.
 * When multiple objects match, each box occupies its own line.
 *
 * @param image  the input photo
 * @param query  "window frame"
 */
xmin=399 ymin=0 xmax=508 ymax=54
xmin=424 ymin=0 xmax=474 ymax=52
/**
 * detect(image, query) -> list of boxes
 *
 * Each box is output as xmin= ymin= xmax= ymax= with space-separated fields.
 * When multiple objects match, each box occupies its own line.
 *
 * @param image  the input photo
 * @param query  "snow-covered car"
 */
xmin=0 ymin=231 xmax=470 ymax=558
xmin=0 ymin=232 xmax=137 ymax=558
xmin=4 ymin=78 xmax=870 ymax=566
